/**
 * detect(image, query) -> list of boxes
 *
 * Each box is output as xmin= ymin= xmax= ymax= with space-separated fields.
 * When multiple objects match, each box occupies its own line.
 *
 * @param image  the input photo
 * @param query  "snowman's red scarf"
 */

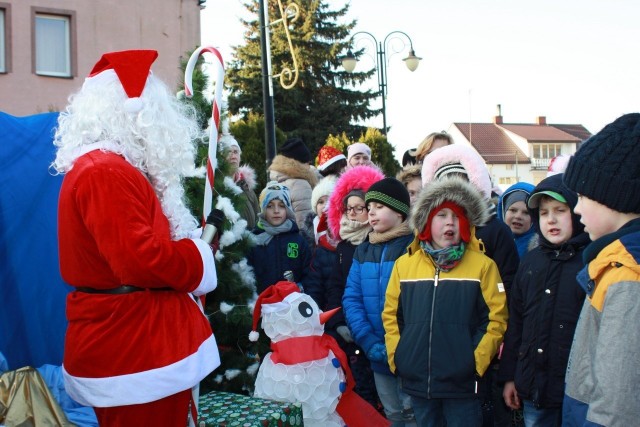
xmin=270 ymin=334 xmax=390 ymax=427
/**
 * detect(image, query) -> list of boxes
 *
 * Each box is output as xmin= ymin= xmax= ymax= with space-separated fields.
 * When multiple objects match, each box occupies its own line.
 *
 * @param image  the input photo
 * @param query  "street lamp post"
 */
xmin=341 ymin=31 xmax=421 ymax=135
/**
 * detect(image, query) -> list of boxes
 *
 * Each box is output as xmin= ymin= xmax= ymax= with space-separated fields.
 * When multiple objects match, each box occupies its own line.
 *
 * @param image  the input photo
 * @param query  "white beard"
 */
xmin=52 ymin=73 xmax=205 ymax=240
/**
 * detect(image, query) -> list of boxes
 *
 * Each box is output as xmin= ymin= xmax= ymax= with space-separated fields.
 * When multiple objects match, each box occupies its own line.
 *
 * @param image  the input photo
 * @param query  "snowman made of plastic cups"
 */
xmin=249 ymin=281 xmax=346 ymax=427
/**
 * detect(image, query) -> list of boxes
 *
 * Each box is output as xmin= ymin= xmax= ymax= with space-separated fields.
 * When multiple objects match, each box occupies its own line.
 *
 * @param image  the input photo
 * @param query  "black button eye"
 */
xmin=298 ymin=301 xmax=313 ymax=318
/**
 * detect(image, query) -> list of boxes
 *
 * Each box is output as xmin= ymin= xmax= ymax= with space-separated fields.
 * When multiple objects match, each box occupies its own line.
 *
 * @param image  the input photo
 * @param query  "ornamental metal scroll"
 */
xmin=271 ymin=0 xmax=300 ymax=89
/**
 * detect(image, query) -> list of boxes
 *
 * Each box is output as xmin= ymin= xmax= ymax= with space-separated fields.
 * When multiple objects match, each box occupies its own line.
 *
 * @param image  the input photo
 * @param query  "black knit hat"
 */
xmin=279 ymin=137 xmax=311 ymax=163
xmin=365 ymin=177 xmax=410 ymax=219
xmin=564 ymin=113 xmax=640 ymax=213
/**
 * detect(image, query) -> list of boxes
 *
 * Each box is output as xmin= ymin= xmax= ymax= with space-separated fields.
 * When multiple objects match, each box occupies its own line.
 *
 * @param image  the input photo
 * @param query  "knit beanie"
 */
xmin=259 ymin=181 xmax=294 ymax=214
xmin=564 ymin=113 xmax=640 ymax=213
xmin=219 ymin=133 xmax=241 ymax=153
xmin=419 ymin=201 xmax=471 ymax=243
xmin=434 ymin=162 xmax=468 ymax=181
xmin=316 ymin=146 xmax=346 ymax=171
xmin=347 ymin=143 xmax=372 ymax=163
xmin=503 ymin=190 xmax=528 ymax=211
xmin=279 ymin=137 xmax=311 ymax=164
xmin=365 ymin=177 xmax=410 ymax=219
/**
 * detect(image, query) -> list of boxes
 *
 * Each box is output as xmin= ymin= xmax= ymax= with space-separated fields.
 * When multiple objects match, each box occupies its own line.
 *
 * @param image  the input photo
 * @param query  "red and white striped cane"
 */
xmin=183 ymin=46 xmax=225 ymax=427
xmin=184 ymin=46 xmax=225 ymax=242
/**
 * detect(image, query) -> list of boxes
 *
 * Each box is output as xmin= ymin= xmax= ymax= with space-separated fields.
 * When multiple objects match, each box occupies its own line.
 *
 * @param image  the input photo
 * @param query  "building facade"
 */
xmin=0 ymin=0 xmax=202 ymax=116
xmin=447 ymin=115 xmax=591 ymax=189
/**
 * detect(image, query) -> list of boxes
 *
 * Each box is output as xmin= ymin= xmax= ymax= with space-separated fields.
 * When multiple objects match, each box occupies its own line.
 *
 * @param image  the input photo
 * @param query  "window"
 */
xmin=31 ymin=7 xmax=76 ymax=78
xmin=499 ymin=177 xmax=515 ymax=185
xmin=0 ymin=3 xmax=9 ymax=73
xmin=505 ymin=164 xmax=514 ymax=171
xmin=532 ymin=144 xmax=561 ymax=159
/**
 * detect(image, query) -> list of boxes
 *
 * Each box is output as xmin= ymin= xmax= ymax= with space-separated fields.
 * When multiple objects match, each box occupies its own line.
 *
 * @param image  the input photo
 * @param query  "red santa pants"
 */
xmin=94 ymin=389 xmax=192 ymax=426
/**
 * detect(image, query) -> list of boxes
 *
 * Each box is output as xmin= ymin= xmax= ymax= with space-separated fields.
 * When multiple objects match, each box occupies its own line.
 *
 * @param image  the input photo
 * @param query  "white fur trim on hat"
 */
xmin=318 ymin=153 xmax=345 ymax=171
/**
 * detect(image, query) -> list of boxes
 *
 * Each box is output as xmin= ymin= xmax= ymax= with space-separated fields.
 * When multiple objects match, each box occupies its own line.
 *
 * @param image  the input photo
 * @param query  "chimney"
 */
xmin=494 ymin=104 xmax=503 ymax=124
xmin=536 ymin=116 xmax=547 ymax=125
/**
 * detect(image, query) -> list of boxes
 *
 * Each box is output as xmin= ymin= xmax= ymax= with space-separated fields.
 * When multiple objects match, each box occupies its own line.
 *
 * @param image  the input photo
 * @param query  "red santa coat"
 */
xmin=57 ymin=148 xmax=220 ymax=407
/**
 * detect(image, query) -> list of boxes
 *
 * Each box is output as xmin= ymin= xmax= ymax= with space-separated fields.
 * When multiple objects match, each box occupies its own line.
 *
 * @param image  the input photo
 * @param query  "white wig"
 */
xmin=52 ymin=73 xmax=205 ymax=239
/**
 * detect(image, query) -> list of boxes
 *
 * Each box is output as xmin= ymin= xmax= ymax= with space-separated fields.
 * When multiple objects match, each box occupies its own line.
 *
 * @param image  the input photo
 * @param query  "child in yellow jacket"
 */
xmin=383 ymin=177 xmax=508 ymax=427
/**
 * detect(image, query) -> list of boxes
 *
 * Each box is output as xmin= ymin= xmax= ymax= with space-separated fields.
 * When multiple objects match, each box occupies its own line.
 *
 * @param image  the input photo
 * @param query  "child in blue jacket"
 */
xmin=343 ymin=178 xmax=414 ymax=425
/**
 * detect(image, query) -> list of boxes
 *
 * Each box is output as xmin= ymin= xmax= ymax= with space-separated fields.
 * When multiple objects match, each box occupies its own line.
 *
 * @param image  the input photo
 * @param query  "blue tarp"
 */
xmin=0 ymin=111 xmax=71 ymax=370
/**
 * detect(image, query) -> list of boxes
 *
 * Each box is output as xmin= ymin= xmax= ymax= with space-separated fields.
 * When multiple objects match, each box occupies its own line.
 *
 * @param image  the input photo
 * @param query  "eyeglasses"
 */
xmin=346 ymin=206 xmax=367 ymax=214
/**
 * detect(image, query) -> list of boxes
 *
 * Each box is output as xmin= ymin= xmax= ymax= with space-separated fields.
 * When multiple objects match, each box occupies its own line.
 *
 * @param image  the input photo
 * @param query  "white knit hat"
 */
xmin=311 ymin=176 xmax=337 ymax=211
xmin=347 ymin=143 xmax=371 ymax=163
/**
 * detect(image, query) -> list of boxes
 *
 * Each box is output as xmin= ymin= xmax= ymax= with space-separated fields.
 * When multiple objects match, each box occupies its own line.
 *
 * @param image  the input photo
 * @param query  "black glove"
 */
xmin=206 ymin=208 xmax=225 ymax=230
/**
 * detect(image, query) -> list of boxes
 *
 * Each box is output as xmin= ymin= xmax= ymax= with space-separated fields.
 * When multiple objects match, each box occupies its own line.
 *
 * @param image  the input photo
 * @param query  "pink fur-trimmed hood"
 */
xmin=421 ymin=144 xmax=492 ymax=198
xmin=328 ymin=165 xmax=384 ymax=239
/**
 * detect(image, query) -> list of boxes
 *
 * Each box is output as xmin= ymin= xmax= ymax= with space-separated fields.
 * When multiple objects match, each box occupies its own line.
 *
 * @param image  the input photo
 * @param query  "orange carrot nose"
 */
xmin=319 ymin=307 xmax=341 ymax=324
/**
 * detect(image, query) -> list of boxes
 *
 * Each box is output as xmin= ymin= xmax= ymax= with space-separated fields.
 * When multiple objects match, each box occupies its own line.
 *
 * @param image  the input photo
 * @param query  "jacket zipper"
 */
xmin=427 ymin=267 xmax=440 ymax=398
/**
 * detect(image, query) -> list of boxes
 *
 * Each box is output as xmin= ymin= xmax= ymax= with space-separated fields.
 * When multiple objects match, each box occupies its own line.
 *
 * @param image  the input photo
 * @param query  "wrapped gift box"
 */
xmin=198 ymin=391 xmax=303 ymax=427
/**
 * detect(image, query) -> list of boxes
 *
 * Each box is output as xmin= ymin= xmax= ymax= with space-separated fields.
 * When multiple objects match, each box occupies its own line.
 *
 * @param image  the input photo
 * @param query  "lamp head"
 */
xmin=404 ymin=49 xmax=422 ymax=72
xmin=341 ymin=49 xmax=357 ymax=73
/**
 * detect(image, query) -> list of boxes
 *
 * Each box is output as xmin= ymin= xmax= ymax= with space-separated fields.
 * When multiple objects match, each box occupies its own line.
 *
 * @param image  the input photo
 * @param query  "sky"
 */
xmin=200 ymin=0 xmax=640 ymax=161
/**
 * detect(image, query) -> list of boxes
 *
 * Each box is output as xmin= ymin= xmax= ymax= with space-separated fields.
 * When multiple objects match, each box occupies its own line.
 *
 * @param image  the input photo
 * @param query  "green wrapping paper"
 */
xmin=198 ymin=391 xmax=303 ymax=426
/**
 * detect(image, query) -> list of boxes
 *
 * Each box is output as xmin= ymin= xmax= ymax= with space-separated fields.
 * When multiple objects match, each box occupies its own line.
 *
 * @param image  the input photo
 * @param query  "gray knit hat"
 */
xmin=564 ymin=113 xmax=640 ymax=213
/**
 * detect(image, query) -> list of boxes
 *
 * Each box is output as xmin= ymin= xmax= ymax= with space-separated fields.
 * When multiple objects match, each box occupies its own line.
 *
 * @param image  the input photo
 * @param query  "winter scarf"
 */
xmin=368 ymin=221 xmax=412 ymax=245
xmin=254 ymin=216 xmax=294 ymax=246
xmin=420 ymin=240 xmax=466 ymax=272
xmin=339 ymin=215 xmax=371 ymax=245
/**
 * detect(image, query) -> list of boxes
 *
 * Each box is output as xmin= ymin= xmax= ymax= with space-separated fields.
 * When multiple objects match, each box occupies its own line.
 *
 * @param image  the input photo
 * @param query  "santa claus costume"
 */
xmin=52 ymin=50 xmax=220 ymax=426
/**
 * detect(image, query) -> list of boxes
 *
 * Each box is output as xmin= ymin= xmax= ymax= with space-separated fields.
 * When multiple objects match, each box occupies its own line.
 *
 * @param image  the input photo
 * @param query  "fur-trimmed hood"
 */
xmin=421 ymin=144 xmax=493 ymax=199
xmin=235 ymin=165 xmax=257 ymax=190
xmin=268 ymin=154 xmax=318 ymax=188
xmin=328 ymin=165 xmax=384 ymax=239
xmin=410 ymin=177 xmax=490 ymax=237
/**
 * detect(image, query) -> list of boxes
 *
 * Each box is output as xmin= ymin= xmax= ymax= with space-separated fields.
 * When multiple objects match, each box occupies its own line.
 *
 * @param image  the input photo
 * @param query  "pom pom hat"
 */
xmin=248 ymin=281 xmax=340 ymax=341
xmin=317 ymin=146 xmax=346 ymax=171
xmin=564 ymin=113 xmax=640 ymax=214
xmin=249 ymin=281 xmax=300 ymax=341
xmin=84 ymin=49 xmax=158 ymax=114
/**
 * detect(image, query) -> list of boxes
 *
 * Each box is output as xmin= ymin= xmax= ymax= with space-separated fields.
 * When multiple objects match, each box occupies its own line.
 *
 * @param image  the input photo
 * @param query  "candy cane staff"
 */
xmin=52 ymin=49 xmax=220 ymax=427
xmin=184 ymin=46 xmax=226 ymax=244
xmin=183 ymin=45 xmax=227 ymax=426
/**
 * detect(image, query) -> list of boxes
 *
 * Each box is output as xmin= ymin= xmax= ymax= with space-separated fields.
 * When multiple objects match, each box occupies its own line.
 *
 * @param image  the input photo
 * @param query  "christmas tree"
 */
xmin=180 ymin=54 xmax=269 ymax=395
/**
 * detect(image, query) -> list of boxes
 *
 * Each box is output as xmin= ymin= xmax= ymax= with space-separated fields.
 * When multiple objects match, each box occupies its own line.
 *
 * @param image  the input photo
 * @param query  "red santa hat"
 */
xmin=249 ymin=281 xmax=300 ymax=341
xmin=84 ymin=49 xmax=158 ymax=114
xmin=317 ymin=146 xmax=346 ymax=172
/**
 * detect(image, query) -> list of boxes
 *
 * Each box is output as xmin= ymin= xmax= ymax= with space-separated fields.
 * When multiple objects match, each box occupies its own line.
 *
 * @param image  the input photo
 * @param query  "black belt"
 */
xmin=75 ymin=285 xmax=173 ymax=294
